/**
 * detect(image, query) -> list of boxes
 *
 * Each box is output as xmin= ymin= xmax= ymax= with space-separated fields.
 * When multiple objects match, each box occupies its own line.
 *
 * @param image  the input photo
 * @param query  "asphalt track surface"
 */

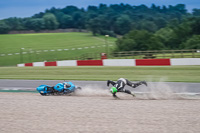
xmin=0 ymin=79 xmax=200 ymax=133
xmin=0 ymin=79 xmax=200 ymax=94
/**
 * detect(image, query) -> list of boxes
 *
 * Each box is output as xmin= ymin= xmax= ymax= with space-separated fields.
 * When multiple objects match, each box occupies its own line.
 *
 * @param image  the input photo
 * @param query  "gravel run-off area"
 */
xmin=0 ymin=92 xmax=200 ymax=133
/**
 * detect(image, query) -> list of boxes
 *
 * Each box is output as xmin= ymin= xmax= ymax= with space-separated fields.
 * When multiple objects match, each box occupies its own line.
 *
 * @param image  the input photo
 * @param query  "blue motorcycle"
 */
xmin=36 ymin=82 xmax=81 ymax=96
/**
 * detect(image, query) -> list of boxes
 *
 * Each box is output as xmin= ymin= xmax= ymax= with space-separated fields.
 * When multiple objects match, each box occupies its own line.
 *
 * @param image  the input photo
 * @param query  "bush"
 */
xmin=0 ymin=21 xmax=10 ymax=34
xmin=180 ymin=35 xmax=200 ymax=49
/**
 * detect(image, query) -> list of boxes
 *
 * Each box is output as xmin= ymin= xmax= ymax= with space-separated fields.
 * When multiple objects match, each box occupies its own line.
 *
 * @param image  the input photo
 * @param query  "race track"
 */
xmin=0 ymin=80 xmax=200 ymax=133
xmin=0 ymin=79 xmax=200 ymax=94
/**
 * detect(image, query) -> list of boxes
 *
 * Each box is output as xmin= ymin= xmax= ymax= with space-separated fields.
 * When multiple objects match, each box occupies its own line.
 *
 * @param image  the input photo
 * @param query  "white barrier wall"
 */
xmin=33 ymin=62 xmax=45 ymax=67
xmin=17 ymin=64 xmax=25 ymax=67
xmin=17 ymin=58 xmax=200 ymax=67
xmin=103 ymin=59 xmax=136 ymax=66
xmin=171 ymin=58 xmax=200 ymax=65
xmin=57 ymin=60 xmax=77 ymax=66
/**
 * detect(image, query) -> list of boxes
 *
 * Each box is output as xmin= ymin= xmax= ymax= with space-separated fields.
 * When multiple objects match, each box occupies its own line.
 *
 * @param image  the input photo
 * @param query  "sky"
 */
xmin=0 ymin=0 xmax=199 ymax=20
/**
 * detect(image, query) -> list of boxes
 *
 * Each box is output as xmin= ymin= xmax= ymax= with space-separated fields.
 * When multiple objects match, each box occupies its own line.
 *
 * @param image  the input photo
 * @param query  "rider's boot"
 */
xmin=131 ymin=92 xmax=136 ymax=97
xmin=125 ymin=90 xmax=135 ymax=97
xmin=113 ymin=93 xmax=119 ymax=99
xmin=132 ymin=81 xmax=147 ymax=88
xmin=141 ymin=81 xmax=147 ymax=86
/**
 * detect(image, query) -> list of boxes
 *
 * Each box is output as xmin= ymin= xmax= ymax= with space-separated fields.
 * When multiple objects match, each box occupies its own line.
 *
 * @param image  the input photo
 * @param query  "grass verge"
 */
xmin=0 ymin=66 xmax=200 ymax=82
xmin=0 ymin=32 xmax=116 ymax=66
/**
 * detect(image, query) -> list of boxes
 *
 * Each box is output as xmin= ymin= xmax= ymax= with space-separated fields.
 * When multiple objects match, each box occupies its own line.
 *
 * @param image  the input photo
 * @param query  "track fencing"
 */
xmin=17 ymin=58 xmax=200 ymax=67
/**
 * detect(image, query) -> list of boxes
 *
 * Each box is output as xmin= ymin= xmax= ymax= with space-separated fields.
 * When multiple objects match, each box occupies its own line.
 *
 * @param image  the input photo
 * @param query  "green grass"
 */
xmin=0 ymin=32 xmax=117 ymax=66
xmin=0 ymin=66 xmax=200 ymax=82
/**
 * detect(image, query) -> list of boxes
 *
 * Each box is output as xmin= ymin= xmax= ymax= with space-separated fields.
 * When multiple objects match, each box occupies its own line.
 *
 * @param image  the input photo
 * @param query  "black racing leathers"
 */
xmin=107 ymin=78 xmax=147 ymax=97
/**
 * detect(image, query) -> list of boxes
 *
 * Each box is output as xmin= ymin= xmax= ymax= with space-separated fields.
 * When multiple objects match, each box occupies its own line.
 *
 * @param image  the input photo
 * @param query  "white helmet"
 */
xmin=64 ymin=83 xmax=71 ymax=88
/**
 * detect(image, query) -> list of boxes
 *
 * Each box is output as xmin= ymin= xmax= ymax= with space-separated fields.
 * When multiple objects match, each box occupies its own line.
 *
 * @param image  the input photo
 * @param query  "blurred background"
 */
xmin=0 ymin=0 xmax=200 ymax=66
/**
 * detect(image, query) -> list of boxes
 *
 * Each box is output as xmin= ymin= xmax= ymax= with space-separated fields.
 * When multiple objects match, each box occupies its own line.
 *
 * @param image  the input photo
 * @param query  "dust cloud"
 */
xmin=75 ymin=84 xmax=111 ymax=97
xmin=74 ymin=78 xmax=199 ymax=100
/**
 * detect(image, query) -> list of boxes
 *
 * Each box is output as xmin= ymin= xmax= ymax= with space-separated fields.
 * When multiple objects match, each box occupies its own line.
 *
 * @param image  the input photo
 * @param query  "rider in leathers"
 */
xmin=107 ymin=78 xmax=147 ymax=98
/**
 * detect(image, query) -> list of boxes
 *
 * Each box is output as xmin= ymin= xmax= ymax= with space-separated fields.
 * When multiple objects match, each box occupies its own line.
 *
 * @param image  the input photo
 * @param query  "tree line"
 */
xmin=0 ymin=3 xmax=200 ymax=50
xmin=116 ymin=16 xmax=200 ymax=51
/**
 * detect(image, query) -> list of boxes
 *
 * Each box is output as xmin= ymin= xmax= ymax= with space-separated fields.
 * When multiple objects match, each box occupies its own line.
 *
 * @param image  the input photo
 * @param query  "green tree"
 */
xmin=5 ymin=17 xmax=24 ymax=30
xmin=193 ymin=9 xmax=200 ymax=16
xmin=116 ymin=30 xmax=160 ymax=51
xmin=32 ymin=12 xmax=45 ymax=18
xmin=140 ymin=21 xmax=158 ymax=32
xmin=61 ymin=6 xmax=79 ymax=15
xmin=148 ymin=36 xmax=165 ymax=50
xmin=116 ymin=38 xmax=137 ymax=51
xmin=155 ymin=27 xmax=174 ymax=49
xmin=171 ymin=21 xmax=192 ymax=48
xmin=174 ymin=4 xmax=187 ymax=14
xmin=72 ymin=11 xmax=85 ymax=29
xmin=87 ymin=17 xmax=101 ymax=35
xmin=0 ymin=21 xmax=11 ymax=34
xmin=190 ymin=17 xmax=200 ymax=35
xmin=180 ymin=35 xmax=200 ymax=49
xmin=114 ymin=15 xmax=132 ymax=35
xmin=59 ymin=14 xmax=73 ymax=28
xmin=25 ymin=18 xmax=45 ymax=31
xmin=154 ymin=17 xmax=167 ymax=29
xmin=43 ymin=13 xmax=59 ymax=30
